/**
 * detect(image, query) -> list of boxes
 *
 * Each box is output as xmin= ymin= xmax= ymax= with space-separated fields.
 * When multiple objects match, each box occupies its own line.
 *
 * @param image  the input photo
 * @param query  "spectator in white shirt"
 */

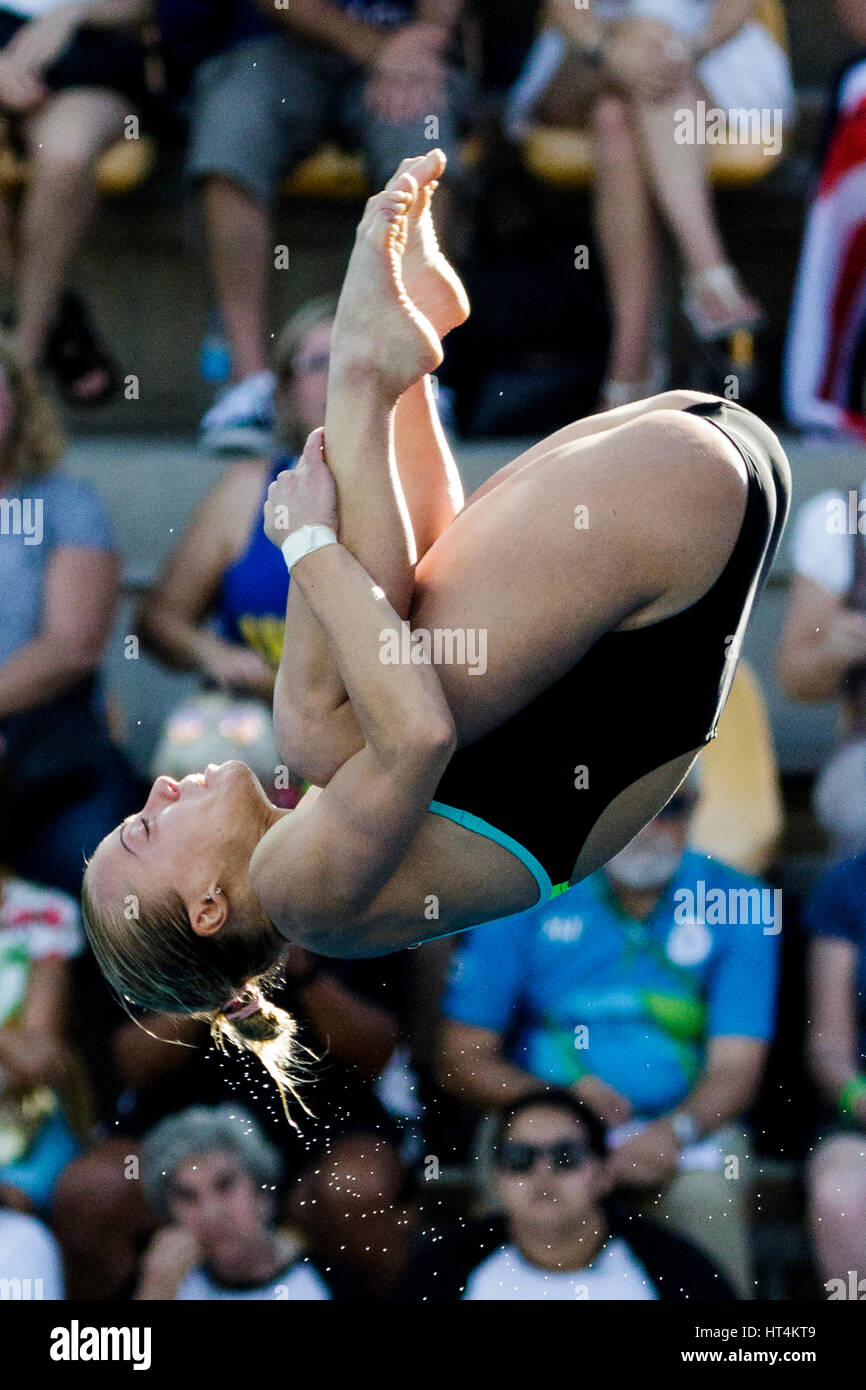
xmin=135 ymin=1103 xmax=332 ymax=1300
xmin=777 ymin=483 xmax=866 ymax=859
xmin=400 ymin=1090 xmax=733 ymax=1300
xmin=0 ymin=1203 xmax=64 ymax=1298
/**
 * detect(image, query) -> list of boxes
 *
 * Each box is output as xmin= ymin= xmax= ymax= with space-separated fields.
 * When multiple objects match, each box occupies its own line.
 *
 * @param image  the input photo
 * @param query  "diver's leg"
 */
xmin=412 ymin=404 xmax=752 ymax=743
xmin=388 ymin=150 xmax=468 ymax=558
xmin=275 ymin=157 xmax=449 ymax=783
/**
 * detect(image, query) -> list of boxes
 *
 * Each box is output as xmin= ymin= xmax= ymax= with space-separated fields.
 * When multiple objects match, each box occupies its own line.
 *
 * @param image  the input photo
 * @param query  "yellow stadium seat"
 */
xmin=281 ymin=132 xmax=483 ymax=199
xmin=520 ymin=0 xmax=790 ymax=190
xmin=282 ymin=143 xmax=370 ymax=200
xmin=0 ymin=134 xmax=157 ymax=195
xmin=690 ymin=660 xmax=784 ymax=876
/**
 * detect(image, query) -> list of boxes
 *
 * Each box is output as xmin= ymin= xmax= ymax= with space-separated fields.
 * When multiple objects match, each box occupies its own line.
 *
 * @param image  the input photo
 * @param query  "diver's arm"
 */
xmin=250 ymin=539 xmax=455 ymax=940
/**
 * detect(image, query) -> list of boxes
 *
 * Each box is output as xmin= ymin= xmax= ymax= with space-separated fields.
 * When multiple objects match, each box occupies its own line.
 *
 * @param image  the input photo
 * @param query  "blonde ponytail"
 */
xmin=209 ymin=986 xmax=314 ymax=1125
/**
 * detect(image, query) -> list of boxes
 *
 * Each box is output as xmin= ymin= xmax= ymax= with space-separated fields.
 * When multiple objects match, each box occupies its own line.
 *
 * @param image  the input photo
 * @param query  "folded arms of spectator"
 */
xmin=280 ymin=944 xmax=400 ymax=1081
xmin=437 ymin=1019 xmax=633 ymax=1126
xmin=606 ymin=1035 xmax=766 ymax=1188
xmin=259 ymin=0 xmax=466 ymax=124
xmin=136 ymin=465 xmax=276 ymax=700
xmin=0 ymin=0 xmax=151 ymax=114
xmin=111 ymin=1013 xmax=205 ymax=1094
xmin=0 ymin=544 xmax=119 ymax=719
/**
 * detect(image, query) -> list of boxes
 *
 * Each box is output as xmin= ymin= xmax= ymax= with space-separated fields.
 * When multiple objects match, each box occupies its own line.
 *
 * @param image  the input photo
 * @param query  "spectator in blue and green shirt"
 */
xmin=438 ymin=773 xmax=779 ymax=1296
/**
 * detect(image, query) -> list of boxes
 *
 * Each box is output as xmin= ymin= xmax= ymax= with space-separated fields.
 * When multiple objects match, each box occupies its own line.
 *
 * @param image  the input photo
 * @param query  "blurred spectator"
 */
xmin=134 ymin=1104 xmax=332 ymax=1299
xmin=836 ymin=0 xmax=866 ymax=47
xmin=52 ymin=942 xmax=407 ymax=1298
xmin=145 ymin=0 xmax=473 ymax=451
xmin=289 ymin=1127 xmax=415 ymax=1299
xmin=0 ymin=756 xmax=93 ymax=1218
xmin=777 ymin=484 xmax=866 ymax=860
xmin=0 ymin=1194 xmax=64 ymax=1297
xmin=506 ymin=0 xmax=793 ymax=408
xmin=803 ymin=850 xmax=866 ymax=1292
xmin=138 ymin=298 xmax=336 ymax=805
xmin=0 ymin=334 xmax=140 ymax=895
xmin=137 ymin=298 xmax=333 ymax=711
xmin=400 ymin=1090 xmax=733 ymax=1300
xmin=438 ymin=778 xmax=778 ymax=1295
xmin=0 ymin=851 xmax=88 ymax=1214
xmin=0 ymin=1 xmax=150 ymax=404
xmin=783 ymin=0 xmax=866 ymax=439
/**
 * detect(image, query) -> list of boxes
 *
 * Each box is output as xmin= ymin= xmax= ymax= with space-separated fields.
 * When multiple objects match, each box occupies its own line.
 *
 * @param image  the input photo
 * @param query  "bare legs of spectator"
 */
xmin=16 ymin=88 xmax=129 ymax=397
xmin=51 ymin=1137 xmax=157 ymax=1301
xmin=537 ymin=65 xmax=760 ymax=406
xmin=808 ymin=1136 xmax=866 ymax=1289
xmin=201 ymin=174 xmax=272 ymax=382
xmin=591 ymin=94 xmax=661 ymax=397
xmin=198 ymin=166 xmax=465 ymax=454
xmin=630 ymin=84 xmax=760 ymax=331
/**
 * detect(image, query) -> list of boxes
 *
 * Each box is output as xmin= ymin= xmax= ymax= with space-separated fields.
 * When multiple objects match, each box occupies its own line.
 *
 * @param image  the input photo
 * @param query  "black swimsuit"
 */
xmin=428 ymin=400 xmax=791 ymax=911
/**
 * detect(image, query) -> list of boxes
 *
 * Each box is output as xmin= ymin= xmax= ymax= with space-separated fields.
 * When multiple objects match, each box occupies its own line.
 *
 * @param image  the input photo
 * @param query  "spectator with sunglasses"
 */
xmin=438 ymin=769 xmax=779 ymax=1297
xmin=399 ymin=1090 xmax=733 ymax=1300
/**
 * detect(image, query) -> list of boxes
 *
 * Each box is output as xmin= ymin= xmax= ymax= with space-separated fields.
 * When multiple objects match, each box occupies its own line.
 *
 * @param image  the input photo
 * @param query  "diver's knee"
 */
xmin=645 ymin=389 xmax=721 ymax=413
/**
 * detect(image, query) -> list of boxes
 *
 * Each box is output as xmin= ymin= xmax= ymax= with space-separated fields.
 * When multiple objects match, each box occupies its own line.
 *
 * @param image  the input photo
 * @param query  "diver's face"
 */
xmin=88 ymin=761 xmax=275 ymax=922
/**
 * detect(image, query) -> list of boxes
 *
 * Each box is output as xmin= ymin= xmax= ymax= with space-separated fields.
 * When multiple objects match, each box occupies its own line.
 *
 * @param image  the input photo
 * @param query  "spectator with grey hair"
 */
xmin=134 ymin=1103 xmax=332 ymax=1299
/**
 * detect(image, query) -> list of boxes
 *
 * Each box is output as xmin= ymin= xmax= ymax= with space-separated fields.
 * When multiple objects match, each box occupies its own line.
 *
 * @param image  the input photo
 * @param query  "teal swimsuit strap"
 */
xmin=427 ymin=799 xmax=554 ymax=907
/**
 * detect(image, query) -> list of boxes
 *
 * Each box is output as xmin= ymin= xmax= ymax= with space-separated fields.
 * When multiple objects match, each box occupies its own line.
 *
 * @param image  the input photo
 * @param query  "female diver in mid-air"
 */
xmin=82 ymin=149 xmax=790 ymax=1102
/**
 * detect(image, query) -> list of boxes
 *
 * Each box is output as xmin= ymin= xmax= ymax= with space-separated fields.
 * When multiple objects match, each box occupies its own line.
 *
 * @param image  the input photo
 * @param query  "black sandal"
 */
xmin=43 ymin=291 xmax=121 ymax=407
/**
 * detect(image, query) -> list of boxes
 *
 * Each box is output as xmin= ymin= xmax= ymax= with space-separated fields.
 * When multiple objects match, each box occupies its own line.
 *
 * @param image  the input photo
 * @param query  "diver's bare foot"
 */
xmin=386 ymin=150 xmax=470 ymax=339
xmin=331 ymin=173 xmax=443 ymax=396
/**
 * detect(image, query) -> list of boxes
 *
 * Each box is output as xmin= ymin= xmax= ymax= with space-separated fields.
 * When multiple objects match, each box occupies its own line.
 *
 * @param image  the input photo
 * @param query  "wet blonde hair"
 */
xmin=81 ymin=868 xmax=312 ymax=1121
xmin=0 ymin=332 xmax=66 ymax=479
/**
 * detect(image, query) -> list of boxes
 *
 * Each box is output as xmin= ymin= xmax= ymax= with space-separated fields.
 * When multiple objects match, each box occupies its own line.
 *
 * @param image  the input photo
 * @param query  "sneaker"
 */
xmin=200 ymin=369 xmax=277 ymax=454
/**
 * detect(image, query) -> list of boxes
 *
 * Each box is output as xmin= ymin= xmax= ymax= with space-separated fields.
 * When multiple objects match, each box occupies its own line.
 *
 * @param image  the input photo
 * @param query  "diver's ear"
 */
xmin=189 ymin=884 xmax=228 ymax=938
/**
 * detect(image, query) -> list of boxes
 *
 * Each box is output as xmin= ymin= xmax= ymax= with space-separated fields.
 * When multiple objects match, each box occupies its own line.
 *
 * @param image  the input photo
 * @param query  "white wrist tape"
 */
xmin=281 ymin=524 xmax=338 ymax=573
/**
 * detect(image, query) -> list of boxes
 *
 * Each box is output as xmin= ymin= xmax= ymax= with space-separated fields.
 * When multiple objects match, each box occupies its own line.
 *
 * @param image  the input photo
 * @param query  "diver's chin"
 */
xmin=203 ymin=760 xmax=251 ymax=788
